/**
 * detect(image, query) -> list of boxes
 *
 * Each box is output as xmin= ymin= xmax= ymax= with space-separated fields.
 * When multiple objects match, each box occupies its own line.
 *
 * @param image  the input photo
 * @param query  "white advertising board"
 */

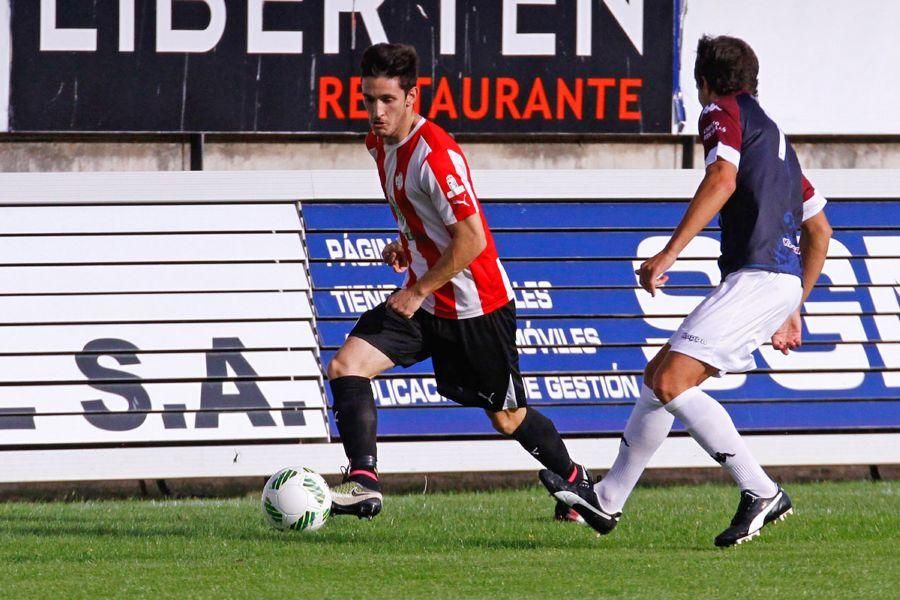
xmin=680 ymin=0 xmax=900 ymax=134
xmin=0 ymin=175 xmax=329 ymax=459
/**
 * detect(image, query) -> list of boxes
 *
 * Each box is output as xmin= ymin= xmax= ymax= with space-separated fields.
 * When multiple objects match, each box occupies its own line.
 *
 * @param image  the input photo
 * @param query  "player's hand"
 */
xmin=771 ymin=309 xmax=802 ymax=355
xmin=386 ymin=287 xmax=426 ymax=319
xmin=637 ymin=250 xmax=676 ymax=297
xmin=382 ymin=240 xmax=409 ymax=273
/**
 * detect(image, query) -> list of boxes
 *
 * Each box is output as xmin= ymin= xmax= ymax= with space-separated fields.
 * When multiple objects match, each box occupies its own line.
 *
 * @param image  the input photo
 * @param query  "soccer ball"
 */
xmin=261 ymin=466 xmax=332 ymax=532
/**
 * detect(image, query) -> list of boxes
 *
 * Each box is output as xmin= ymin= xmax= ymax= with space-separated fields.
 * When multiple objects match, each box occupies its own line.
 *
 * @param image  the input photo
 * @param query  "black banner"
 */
xmin=9 ymin=0 xmax=673 ymax=133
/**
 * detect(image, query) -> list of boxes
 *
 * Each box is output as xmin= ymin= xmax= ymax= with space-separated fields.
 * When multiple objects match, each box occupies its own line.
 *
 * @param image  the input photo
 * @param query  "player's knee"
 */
xmin=652 ymin=371 xmax=688 ymax=404
xmin=326 ymin=356 xmax=351 ymax=380
xmin=495 ymin=420 xmax=519 ymax=436
xmin=643 ymin=347 xmax=670 ymax=391
xmin=488 ymin=411 xmax=518 ymax=436
xmin=643 ymin=363 xmax=657 ymax=390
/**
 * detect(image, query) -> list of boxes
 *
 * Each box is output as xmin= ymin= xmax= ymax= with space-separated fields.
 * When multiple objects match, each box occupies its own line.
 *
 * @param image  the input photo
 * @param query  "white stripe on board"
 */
xmin=0 ymin=204 xmax=302 ymax=234
xmin=0 ymin=379 xmax=325 ymax=411
xmin=0 ymin=233 xmax=304 ymax=264
xmin=0 ymin=434 xmax=896 ymax=482
xmin=0 ymin=263 xmax=309 ymax=293
xmin=0 ymin=321 xmax=317 ymax=353
xmin=0 ymin=291 xmax=312 ymax=323
xmin=0 ymin=349 xmax=320 ymax=383
xmin=0 ymin=412 xmax=329 ymax=446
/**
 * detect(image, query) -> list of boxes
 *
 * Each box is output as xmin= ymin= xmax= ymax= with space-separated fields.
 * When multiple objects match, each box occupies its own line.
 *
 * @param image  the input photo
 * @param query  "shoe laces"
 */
xmin=574 ymin=466 xmax=593 ymax=489
xmin=731 ymin=490 xmax=761 ymax=525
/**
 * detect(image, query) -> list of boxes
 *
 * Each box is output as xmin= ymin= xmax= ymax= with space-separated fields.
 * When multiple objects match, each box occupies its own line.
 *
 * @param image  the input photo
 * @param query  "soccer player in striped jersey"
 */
xmin=326 ymin=43 xmax=588 ymax=521
xmin=542 ymin=35 xmax=833 ymax=547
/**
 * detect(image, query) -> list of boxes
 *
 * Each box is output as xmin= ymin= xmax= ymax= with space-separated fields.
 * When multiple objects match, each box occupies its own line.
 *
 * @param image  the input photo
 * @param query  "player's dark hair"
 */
xmin=694 ymin=35 xmax=759 ymax=96
xmin=360 ymin=43 xmax=418 ymax=93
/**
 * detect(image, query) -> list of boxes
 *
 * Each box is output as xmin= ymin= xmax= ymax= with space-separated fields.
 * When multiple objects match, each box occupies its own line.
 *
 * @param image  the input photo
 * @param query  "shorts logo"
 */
xmin=680 ymin=332 xmax=708 ymax=346
xmin=477 ymin=391 xmax=495 ymax=404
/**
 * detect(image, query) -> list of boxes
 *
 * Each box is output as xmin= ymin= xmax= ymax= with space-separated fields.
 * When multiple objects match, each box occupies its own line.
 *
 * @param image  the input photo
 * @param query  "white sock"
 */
xmin=594 ymin=385 xmax=674 ymax=513
xmin=665 ymin=387 xmax=778 ymax=497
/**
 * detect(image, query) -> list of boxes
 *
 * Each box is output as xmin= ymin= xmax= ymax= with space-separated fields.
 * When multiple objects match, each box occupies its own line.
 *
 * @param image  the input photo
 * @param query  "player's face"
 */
xmin=362 ymin=76 xmax=417 ymax=141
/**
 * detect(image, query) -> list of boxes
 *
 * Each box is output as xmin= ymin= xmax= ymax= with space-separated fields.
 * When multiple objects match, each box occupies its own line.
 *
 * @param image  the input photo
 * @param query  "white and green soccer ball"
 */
xmin=261 ymin=466 xmax=332 ymax=532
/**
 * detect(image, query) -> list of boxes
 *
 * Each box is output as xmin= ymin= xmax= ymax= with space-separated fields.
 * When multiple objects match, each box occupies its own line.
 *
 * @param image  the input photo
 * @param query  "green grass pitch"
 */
xmin=1 ymin=480 xmax=896 ymax=598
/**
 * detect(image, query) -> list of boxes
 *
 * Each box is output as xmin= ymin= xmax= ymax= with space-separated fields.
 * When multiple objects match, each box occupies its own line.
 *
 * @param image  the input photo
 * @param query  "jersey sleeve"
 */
xmin=421 ymin=148 xmax=480 ymax=226
xmin=699 ymin=97 xmax=742 ymax=169
xmin=801 ymin=173 xmax=827 ymax=221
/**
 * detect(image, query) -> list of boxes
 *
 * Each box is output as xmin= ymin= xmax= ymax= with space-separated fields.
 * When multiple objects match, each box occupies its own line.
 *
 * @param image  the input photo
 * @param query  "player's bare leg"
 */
xmin=328 ymin=336 xmax=396 ymax=379
xmin=485 ymin=407 xmax=526 ymax=434
xmin=653 ymin=351 xmax=792 ymax=546
xmin=326 ymin=337 xmax=394 ymax=519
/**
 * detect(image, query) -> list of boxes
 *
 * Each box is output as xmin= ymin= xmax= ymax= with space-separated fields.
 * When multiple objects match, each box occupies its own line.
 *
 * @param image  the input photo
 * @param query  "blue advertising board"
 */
xmin=305 ymin=200 xmax=900 ymax=437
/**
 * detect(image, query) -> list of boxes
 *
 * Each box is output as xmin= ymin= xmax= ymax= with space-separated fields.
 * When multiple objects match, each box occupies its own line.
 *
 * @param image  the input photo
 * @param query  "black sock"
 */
xmin=346 ymin=455 xmax=380 ymax=491
xmin=330 ymin=376 xmax=380 ymax=491
xmin=512 ymin=408 xmax=577 ymax=478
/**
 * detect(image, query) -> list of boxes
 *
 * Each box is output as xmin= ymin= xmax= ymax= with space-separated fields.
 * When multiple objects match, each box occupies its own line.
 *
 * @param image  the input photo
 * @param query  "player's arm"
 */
xmin=386 ymin=215 xmax=486 ymax=318
xmin=798 ymin=211 xmax=832 ymax=304
xmin=639 ymin=98 xmax=742 ymax=296
xmin=772 ymin=178 xmax=832 ymax=354
xmin=387 ymin=149 xmax=484 ymax=318
xmin=638 ymin=160 xmax=737 ymax=296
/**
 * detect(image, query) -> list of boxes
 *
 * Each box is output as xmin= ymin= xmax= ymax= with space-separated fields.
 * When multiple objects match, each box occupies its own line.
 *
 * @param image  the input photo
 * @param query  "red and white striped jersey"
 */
xmin=366 ymin=118 xmax=514 ymax=320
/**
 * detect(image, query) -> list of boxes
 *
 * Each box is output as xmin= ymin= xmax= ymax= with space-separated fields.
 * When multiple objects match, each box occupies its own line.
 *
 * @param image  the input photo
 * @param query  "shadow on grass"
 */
xmin=0 ymin=511 xmax=727 ymax=556
xmin=0 ymin=521 xmax=207 ymax=541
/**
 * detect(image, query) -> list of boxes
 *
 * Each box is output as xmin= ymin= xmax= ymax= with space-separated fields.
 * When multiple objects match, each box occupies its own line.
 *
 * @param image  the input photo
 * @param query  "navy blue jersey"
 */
xmin=700 ymin=93 xmax=824 ymax=279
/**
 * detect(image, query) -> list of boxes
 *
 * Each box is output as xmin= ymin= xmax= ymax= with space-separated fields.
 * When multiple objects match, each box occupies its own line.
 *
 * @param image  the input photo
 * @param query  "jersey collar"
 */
xmin=385 ymin=116 xmax=426 ymax=151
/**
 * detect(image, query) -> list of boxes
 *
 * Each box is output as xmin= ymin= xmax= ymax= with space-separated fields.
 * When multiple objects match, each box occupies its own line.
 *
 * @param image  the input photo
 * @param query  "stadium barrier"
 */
xmin=0 ymin=169 xmax=897 ymax=482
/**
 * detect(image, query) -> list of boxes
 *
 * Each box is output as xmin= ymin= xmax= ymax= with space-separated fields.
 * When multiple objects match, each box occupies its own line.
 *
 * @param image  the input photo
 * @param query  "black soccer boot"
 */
xmin=552 ymin=465 xmax=589 ymax=524
xmin=540 ymin=468 xmax=620 ymax=535
xmin=330 ymin=467 xmax=383 ymax=520
xmin=714 ymin=486 xmax=793 ymax=547
xmin=554 ymin=501 xmax=586 ymax=525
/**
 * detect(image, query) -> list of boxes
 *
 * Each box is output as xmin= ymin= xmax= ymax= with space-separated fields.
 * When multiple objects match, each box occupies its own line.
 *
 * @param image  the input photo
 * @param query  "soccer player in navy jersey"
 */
xmin=542 ymin=35 xmax=833 ymax=547
xmin=326 ymin=43 xmax=589 ymax=522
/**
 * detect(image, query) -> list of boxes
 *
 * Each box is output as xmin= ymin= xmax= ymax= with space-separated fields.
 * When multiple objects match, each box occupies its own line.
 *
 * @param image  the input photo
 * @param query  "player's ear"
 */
xmin=405 ymin=86 xmax=418 ymax=108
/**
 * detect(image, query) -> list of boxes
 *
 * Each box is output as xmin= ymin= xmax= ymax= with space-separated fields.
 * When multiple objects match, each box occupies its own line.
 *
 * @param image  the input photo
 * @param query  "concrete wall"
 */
xmin=202 ymin=140 xmax=687 ymax=171
xmin=2 ymin=138 xmax=899 ymax=173
xmin=0 ymin=141 xmax=189 ymax=172
xmin=689 ymin=141 xmax=900 ymax=171
xmin=792 ymin=143 xmax=900 ymax=170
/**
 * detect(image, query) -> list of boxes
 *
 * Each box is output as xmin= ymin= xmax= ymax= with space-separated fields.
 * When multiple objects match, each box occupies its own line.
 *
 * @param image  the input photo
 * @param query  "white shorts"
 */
xmin=668 ymin=269 xmax=802 ymax=375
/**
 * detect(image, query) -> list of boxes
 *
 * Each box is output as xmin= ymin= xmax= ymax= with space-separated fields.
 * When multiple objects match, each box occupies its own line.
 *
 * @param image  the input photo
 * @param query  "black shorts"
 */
xmin=349 ymin=300 xmax=526 ymax=412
